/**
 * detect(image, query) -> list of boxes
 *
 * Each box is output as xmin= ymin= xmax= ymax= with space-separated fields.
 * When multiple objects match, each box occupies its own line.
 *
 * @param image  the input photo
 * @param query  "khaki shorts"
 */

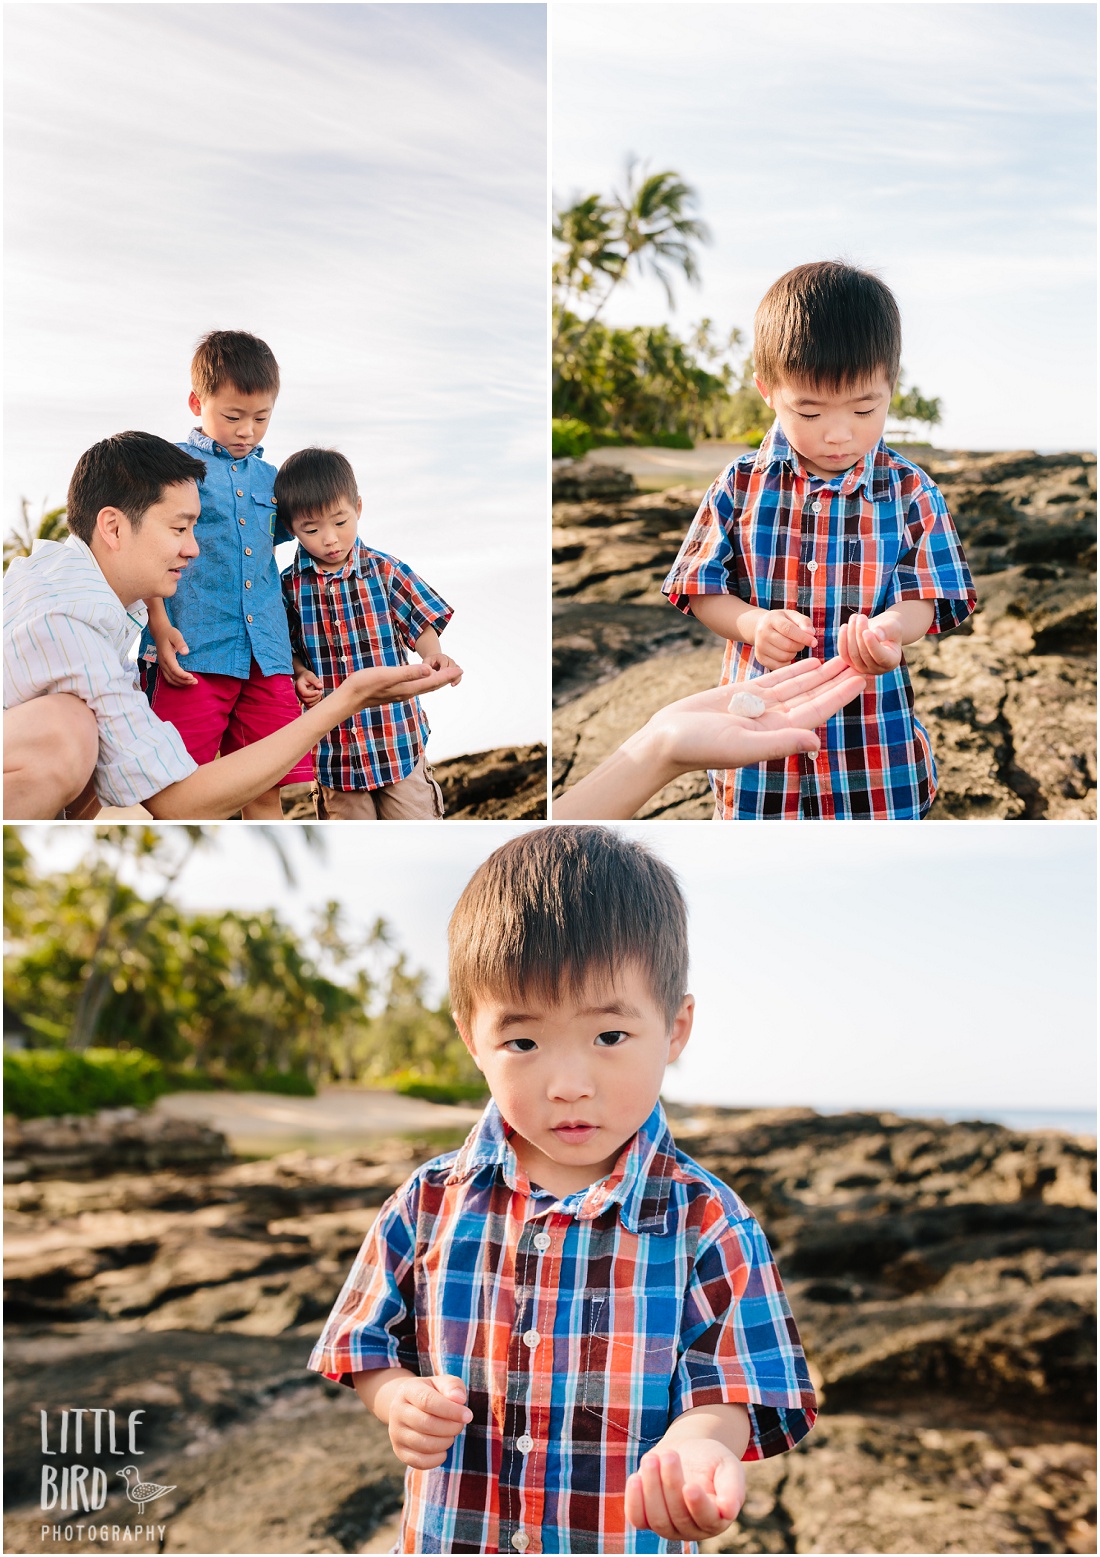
xmin=313 ymin=755 xmax=445 ymax=821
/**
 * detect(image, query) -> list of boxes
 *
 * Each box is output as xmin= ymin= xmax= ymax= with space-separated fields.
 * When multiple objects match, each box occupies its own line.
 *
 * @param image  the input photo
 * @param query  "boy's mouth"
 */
xmin=551 ymin=1122 xmax=598 ymax=1144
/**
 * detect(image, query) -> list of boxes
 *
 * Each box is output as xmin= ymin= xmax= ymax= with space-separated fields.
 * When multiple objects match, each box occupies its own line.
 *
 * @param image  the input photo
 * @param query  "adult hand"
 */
xmin=625 ymin=1440 xmax=745 ymax=1544
xmin=155 ymin=626 xmax=197 ymax=687
xmin=647 ymin=657 xmax=867 ymax=772
xmin=837 ymin=612 xmax=904 ymax=676
xmin=384 ymin=1373 xmax=472 ymax=1470
xmin=752 ymin=608 xmax=817 ymax=669
xmin=343 ymin=661 xmax=462 ymax=709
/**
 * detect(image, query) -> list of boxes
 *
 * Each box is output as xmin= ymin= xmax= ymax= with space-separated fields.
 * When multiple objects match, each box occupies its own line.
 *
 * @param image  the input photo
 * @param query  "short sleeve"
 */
xmin=884 ymin=483 xmax=976 ymax=634
xmin=384 ymin=560 xmax=453 ymax=650
xmin=306 ymin=1181 xmax=420 ymax=1388
xmin=662 ymin=474 xmax=740 ymax=616
xmin=671 ymin=1214 xmax=817 ymax=1461
xmin=280 ymin=572 xmax=309 ymax=667
xmin=4 ymin=614 xmax=197 ymax=807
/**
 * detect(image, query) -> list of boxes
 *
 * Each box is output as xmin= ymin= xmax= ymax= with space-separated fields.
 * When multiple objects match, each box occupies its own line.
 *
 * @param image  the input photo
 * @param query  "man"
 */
xmin=3 ymin=432 xmax=461 ymax=819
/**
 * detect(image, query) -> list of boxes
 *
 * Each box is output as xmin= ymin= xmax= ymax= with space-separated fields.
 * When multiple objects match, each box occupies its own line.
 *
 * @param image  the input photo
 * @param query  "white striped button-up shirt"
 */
xmin=4 ymin=536 xmax=197 ymax=807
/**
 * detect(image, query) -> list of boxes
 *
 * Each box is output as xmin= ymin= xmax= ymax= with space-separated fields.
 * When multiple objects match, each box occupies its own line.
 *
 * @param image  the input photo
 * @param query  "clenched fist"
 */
xmin=751 ymin=609 xmax=818 ymax=669
xmin=380 ymin=1373 xmax=473 ymax=1470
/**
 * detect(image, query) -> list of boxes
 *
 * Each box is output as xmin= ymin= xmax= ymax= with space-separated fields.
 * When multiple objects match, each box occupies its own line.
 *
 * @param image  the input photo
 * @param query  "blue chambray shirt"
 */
xmin=138 ymin=429 xmax=293 ymax=678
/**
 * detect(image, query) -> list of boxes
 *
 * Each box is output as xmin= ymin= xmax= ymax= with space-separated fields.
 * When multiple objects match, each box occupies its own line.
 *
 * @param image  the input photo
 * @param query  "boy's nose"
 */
xmin=548 ymin=1071 xmax=595 ymax=1101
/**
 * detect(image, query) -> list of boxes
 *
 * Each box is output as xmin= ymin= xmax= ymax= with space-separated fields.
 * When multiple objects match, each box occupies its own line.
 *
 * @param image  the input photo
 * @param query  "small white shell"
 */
xmin=728 ymin=691 xmax=767 ymax=718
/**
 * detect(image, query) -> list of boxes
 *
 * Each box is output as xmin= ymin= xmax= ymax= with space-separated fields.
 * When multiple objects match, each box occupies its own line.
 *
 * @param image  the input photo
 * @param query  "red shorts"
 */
xmin=150 ymin=660 xmax=315 ymax=787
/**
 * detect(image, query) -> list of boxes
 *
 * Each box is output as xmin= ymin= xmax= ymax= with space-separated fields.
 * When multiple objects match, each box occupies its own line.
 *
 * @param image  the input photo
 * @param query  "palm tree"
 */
xmin=605 ymin=158 xmax=711 ymax=314
xmin=4 ymin=501 xmax=68 ymax=572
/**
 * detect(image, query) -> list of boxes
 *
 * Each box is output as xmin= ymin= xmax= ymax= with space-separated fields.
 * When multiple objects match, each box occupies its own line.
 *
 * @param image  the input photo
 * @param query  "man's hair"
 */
xmin=448 ymin=826 xmax=689 ymax=1031
xmin=274 ymin=448 xmax=359 ymax=525
xmin=753 ymin=261 xmax=901 ymax=390
xmin=191 ymin=329 xmax=280 ymax=400
xmin=66 ymin=432 xmax=206 ymax=545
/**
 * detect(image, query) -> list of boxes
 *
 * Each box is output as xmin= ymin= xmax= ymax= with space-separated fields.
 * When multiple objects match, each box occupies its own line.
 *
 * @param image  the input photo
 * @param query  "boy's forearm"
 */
xmin=689 ymin=595 xmax=764 ymax=647
xmin=353 ymin=1365 xmax=417 ymax=1423
xmin=876 ymin=599 xmax=936 ymax=643
xmin=414 ymin=626 xmax=441 ymax=657
xmin=658 ymin=1402 xmax=751 ymax=1459
xmin=144 ymin=598 xmax=170 ymax=634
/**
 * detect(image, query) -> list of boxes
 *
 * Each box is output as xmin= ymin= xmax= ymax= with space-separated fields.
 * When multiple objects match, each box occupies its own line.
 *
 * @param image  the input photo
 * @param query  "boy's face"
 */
xmin=291 ymin=496 xmax=362 ymax=571
xmin=460 ymin=964 xmax=693 ymax=1198
xmin=755 ymin=373 xmax=893 ymax=480
xmin=189 ymin=385 xmax=275 ymax=459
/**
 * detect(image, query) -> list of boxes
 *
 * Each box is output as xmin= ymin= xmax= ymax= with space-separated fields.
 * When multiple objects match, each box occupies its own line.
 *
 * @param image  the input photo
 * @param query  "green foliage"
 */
xmin=552 ymin=418 xmax=597 ymax=459
xmin=392 ymin=1072 xmax=489 ymax=1106
xmin=4 ymin=1046 xmax=166 ymax=1118
xmin=4 ymin=503 xmax=69 ymax=573
xmin=890 ymin=377 xmax=943 ymax=436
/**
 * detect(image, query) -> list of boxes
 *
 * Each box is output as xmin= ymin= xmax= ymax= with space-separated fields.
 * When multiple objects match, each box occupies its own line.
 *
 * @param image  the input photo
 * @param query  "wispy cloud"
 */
xmin=5 ymin=2 xmax=548 ymax=757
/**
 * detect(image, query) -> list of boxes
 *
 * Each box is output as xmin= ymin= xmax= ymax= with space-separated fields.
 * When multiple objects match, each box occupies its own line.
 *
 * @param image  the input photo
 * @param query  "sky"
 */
xmin=4 ymin=3 xmax=547 ymax=761
xmin=553 ymin=2 xmax=1096 ymax=451
xmin=21 ymin=820 xmax=1096 ymax=1117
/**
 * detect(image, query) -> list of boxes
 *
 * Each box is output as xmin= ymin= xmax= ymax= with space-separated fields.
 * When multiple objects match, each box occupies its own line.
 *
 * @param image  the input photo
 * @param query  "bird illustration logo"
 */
xmin=116 ymin=1465 xmax=176 ymax=1515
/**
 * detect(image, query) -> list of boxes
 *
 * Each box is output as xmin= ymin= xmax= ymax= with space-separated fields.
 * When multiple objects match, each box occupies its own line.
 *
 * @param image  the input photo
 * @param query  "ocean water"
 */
xmin=820 ymin=1104 xmax=1096 ymax=1137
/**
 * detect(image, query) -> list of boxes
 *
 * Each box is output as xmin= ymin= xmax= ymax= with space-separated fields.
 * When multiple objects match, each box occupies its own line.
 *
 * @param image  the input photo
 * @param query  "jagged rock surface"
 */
xmin=552 ymin=452 xmax=1097 ymax=819
xmin=281 ymin=744 xmax=547 ymax=821
xmin=3 ymin=1108 xmax=1094 ymax=1552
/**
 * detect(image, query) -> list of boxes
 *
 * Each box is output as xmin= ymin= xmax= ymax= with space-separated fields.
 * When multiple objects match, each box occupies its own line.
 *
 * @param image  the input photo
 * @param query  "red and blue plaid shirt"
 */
xmin=663 ymin=425 xmax=976 ymax=819
xmin=308 ymin=1100 xmax=816 ymax=1555
xmin=281 ymin=538 xmax=452 ymax=790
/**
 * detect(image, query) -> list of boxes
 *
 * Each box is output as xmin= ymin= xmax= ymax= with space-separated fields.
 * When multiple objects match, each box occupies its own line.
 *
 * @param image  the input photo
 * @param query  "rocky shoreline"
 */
xmin=552 ymin=451 xmax=1096 ymax=819
xmin=281 ymin=743 xmax=547 ymax=821
xmin=3 ymin=1105 xmax=1095 ymax=1553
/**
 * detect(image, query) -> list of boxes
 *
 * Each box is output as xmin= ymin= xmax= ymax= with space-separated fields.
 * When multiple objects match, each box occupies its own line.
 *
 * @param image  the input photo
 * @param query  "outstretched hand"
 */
xmin=344 ymin=661 xmax=462 ymax=709
xmin=626 ymin=1439 xmax=746 ymax=1544
xmin=646 ymin=656 xmax=867 ymax=772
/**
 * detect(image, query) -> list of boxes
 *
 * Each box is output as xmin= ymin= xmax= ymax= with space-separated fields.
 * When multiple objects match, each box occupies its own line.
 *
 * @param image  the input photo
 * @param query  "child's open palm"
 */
xmin=837 ymin=612 xmax=903 ymax=676
xmin=625 ymin=1439 xmax=746 ymax=1544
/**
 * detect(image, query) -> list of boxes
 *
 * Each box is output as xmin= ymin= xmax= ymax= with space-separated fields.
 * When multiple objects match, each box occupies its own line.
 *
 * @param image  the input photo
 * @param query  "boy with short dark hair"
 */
xmin=663 ymin=260 xmax=976 ymax=820
xmin=276 ymin=447 xmax=458 ymax=821
xmin=309 ymin=827 xmax=815 ymax=1554
xmin=139 ymin=329 xmax=314 ymax=820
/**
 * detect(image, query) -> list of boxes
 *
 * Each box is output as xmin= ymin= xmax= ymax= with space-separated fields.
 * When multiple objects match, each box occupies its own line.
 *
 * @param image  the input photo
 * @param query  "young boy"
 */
xmin=276 ymin=447 xmax=458 ymax=820
xmin=139 ymin=329 xmax=313 ymax=820
xmin=663 ymin=260 xmax=977 ymax=820
xmin=308 ymin=827 xmax=815 ymax=1554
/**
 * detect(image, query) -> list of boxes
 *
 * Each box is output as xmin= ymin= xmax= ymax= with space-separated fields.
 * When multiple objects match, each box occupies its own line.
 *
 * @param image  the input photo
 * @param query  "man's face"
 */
xmin=461 ymin=965 xmax=693 ymax=1197
xmin=189 ymin=385 xmax=275 ymax=458
xmin=291 ymin=496 xmax=362 ymax=571
xmin=756 ymin=373 xmax=893 ymax=479
xmin=122 ymin=480 xmax=201 ymax=598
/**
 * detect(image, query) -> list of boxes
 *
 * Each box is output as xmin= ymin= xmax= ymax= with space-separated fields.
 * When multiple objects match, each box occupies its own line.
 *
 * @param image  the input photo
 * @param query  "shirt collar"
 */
xmin=754 ymin=421 xmax=895 ymax=501
xmin=50 ymin=535 xmax=147 ymax=643
xmin=185 ymin=427 xmax=264 ymax=461
xmin=444 ymin=1098 xmax=678 ymax=1235
xmin=293 ymin=535 xmax=365 ymax=579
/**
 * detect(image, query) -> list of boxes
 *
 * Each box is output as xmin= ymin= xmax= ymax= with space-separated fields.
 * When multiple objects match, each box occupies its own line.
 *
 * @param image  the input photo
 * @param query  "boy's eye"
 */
xmin=504 ymin=1038 xmax=537 ymax=1053
xmin=795 ymin=412 xmax=820 ymax=420
xmin=594 ymin=1030 xmax=627 ymax=1047
xmin=855 ymin=409 xmax=877 ymax=417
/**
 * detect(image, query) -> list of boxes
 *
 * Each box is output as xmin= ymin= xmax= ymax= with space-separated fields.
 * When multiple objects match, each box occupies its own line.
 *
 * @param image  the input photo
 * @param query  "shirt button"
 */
xmin=244 ymin=547 xmax=252 ymax=556
xmin=511 ymin=1535 xmax=530 ymax=1552
xmin=516 ymin=1433 xmax=534 ymax=1454
xmin=522 ymin=1329 xmax=540 ymax=1349
xmin=807 ymin=560 xmax=818 ymax=573
xmin=246 ymin=614 xmax=253 ymax=624
xmin=236 ymin=489 xmax=244 ymax=497
xmin=533 ymin=1233 xmax=551 ymax=1252
xmin=231 ymin=464 xmax=237 ymax=472
xmin=239 ymin=518 xmax=246 ymax=526
xmin=245 ymin=580 xmax=252 ymax=589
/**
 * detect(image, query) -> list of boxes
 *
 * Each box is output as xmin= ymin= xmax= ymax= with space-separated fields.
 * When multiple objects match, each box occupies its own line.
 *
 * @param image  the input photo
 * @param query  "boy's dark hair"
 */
xmin=448 ymin=826 xmax=689 ymax=1031
xmin=274 ymin=448 xmax=359 ymax=525
xmin=753 ymin=261 xmax=901 ymax=390
xmin=66 ymin=432 xmax=206 ymax=544
xmin=191 ymin=330 xmax=280 ymax=400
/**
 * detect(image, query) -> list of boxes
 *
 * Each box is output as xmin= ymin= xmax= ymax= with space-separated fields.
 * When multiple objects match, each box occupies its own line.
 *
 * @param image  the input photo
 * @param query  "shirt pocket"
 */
xmin=579 ymin=1290 xmax=677 ymax=1446
xmin=840 ymin=533 xmax=889 ymax=614
xmin=253 ymin=493 xmax=278 ymax=540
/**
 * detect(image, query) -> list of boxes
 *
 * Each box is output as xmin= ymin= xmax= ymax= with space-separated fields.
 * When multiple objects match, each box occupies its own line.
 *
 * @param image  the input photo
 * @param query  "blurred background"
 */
xmin=5 ymin=3 xmax=547 ymax=779
xmin=3 ymin=821 xmax=1096 ymax=1552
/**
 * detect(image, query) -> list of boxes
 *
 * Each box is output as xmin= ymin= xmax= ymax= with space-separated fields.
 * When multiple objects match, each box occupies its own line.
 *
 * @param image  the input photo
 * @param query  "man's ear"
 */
xmin=453 ymin=1013 xmax=483 ymax=1071
xmin=752 ymin=373 xmax=774 ymax=409
xmin=666 ymin=993 xmax=695 ymax=1065
xmin=94 ymin=507 xmax=129 ymax=553
xmin=188 ymin=390 xmax=203 ymax=418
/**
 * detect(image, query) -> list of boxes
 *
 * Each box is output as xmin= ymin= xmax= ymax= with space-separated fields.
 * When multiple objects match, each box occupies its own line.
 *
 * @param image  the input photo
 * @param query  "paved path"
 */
xmin=155 ymin=1085 xmax=482 ymax=1155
